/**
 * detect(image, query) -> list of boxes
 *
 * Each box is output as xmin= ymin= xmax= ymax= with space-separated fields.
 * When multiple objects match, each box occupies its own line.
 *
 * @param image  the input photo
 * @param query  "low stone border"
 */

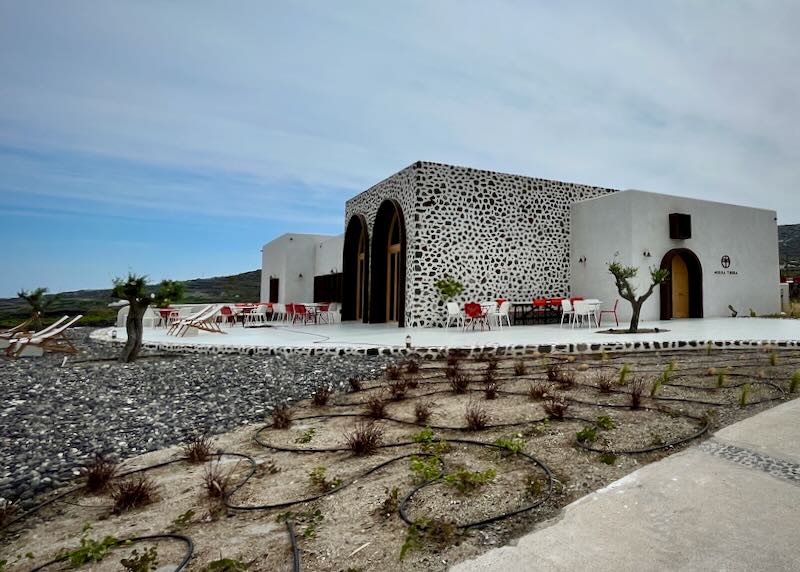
xmin=92 ymin=328 xmax=800 ymax=359
xmin=700 ymin=439 xmax=800 ymax=486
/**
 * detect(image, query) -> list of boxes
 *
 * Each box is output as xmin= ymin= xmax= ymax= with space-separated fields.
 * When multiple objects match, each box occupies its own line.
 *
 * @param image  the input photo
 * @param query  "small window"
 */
xmin=669 ymin=213 xmax=691 ymax=239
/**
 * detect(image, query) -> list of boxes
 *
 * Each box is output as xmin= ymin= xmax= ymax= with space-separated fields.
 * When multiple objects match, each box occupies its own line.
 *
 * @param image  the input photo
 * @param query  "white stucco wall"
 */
xmin=260 ymin=234 xmax=338 ymax=303
xmin=571 ymin=190 xmax=780 ymax=323
xmin=314 ymin=235 xmax=344 ymax=277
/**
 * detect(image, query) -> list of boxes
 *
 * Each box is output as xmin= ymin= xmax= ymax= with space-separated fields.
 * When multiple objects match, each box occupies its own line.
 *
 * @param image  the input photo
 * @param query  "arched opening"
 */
xmin=370 ymin=200 xmax=406 ymax=326
xmin=342 ymin=215 xmax=370 ymax=322
xmin=659 ymin=249 xmax=703 ymax=320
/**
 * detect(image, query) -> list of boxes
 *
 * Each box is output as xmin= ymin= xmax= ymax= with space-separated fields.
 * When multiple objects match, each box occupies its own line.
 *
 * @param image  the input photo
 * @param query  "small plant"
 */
xmin=543 ymin=396 xmax=569 ymax=419
xmin=414 ymin=401 xmax=433 ymax=424
xmin=169 ymin=509 xmax=195 ymax=532
xmin=444 ymin=467 xmax=496 ymax=494
xmin=576 ymin=426 xmax=598 ymax=444
xmin=486 ymin=355 xmax=499 ymax=372
xmin=301 ymin=508 xmax=324 ymax=538
xmin=630 ymin=378 xmax=645 ymax=409
xmin=528 ymin=382 xmax=549 ymax=401
xmin=406 ymin=375 xmax=420 ymax=389
xmin=385 ymin=363 xmax=402 ymax=380
xmin=618 ymin=363 xmax=632 ymax=385
xmin=112 ymin=475 xmax=158 ymax=514
xmin=411 ymin=426 xmax=435 ymax=446
xmin=446 ymin=351 xmax=462 ymax=367
xmin=749 ymin=308 xmax=757 ymax=318
xmin=599 ymin=452 xmax=617 ymax=465
xmin=546 ymin=363 xmax=561 ymax=382
xmin=494 ymin=435 xmax=525 ymax=454
xmin=295 ymin=427 xmax=316 ymax=444
xmin=662 ymin=360 xmax=675 ymax=383
xmin=706 ymin=341 xmax=713 ymax=355
xmin=557 ymin=369 xmax=575 ymax=389
xmin=348 ymin=376 xmax=363 ymax=392
xmin=404 ymin=358 xmax=420 ymax=374
xmin=365 ymin=395 xmax=387 ymax=418
xmin=649 ymin=378 xmax=662 ymax=397
xmin=311 ymin=386 xmax=333 ymax=407
xmin=596 ymin=371 xmax=614 ymax=393
xmin=596 ymin=415 xmax=614 ymax=430
xmin=450 ymin=372 xmax=470 ymax=393
xmin=59 ymin=527 xmax=119 ymax=568
xmin=201 ymin=558 xmax=249 ymax=572
xmin=399 ymin=518 xmax=457 ymax=561
xmin=82 ymin=454 xmax=118 ymax=493
xmin=716 ymin=369 xmax=727 ymax=388
xmin=0 ymin=499 xmax=19 ymax=527
xmin=524 ymin=474 xmax=545 ymax=497
xmin=271 ymin=404 xmax=293 ymax=429
xmin=388 ymin=378 xmax=408 ymax=401
xmin=344 ymin=420 xmax=384 ymax=455
xmin=120 ymin=546 xmax=158 ymax=572
xmin=182 ymin=434 xmax=212 ymax=463
xmin=769 ymin=350 xmax=778 ymax=367
xmin=378 ymin=486 xmax=400 ymax=517
xmin=790 ymin=371 xmax=800 ymax=393
xmin=513 ymin=360 xmax=527 ymax=376
xmin=409 ymin=455 xmax=442 ymax=482
xmin=308 ymin=466 xmax=342 ymax=493
xmin=465 ymin=402 xmax=489 ymax=430
xmin=740 ymin=383 xmax=750 ymax=407
xmin=204 ymin=458 xmax=240 ymax=499
xmin=484 ymin=378 xmax=501 ymax=399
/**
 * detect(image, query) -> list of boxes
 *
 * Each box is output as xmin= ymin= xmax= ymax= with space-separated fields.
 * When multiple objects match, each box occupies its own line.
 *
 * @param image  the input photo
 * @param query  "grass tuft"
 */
xmin=365 ymin=395 xmax=387 ymax=418
xmin=182 ymin=434 xmax=213 ymax=463
xmin=348 ymin=376 xmax=363 ymax=392
xmin=414 ymin=401 xmax=434 ymax=424
xmin=618 ymin=363 xmax=632 ymax=385
xmin=404 ymin=358 xmax=420 ymax=374
xmin=528 ymin=382 xmax=549 ymax=401
xmin=385 ymin=364 xmax=402 ymax=380
xmin=543 ymin=395 xmax=569 ymax=419
xmin=388 ymin=378 xmax=408 ymax=401
xmin=271 ymin=404 xmax=293 ymax=429
xmin=111 ymin=475 xmax=159 ymax=514
xmin=344 ymin=420 xmax=384 ymax=455
xmin=739 ymin=383 xmax=750 ymax=407
xmin=464 ymin=402 xmax=489 ymax=430
xmin=203 ymin=458 xmax=240 ymax=499
xmin=82 ymin=454 xmax=118 ymax=493
xmin=630 ymin=378 xmax=645 ymax=409
xmin=450 ymin=372 xmax=470 ymax=394
xmin=513 ymin=360 xmax=527 ymax=376
xmin=791 ymin=371 xmax=800 ymax=393
xmin=596 ymin=371 xmax=614 ymax=393
xmin=311 ymin=386 xmax=333 ymax=407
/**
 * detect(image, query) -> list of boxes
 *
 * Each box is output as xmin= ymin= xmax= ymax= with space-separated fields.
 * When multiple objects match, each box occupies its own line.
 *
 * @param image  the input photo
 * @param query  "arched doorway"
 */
xmin=342 ymin=215 xmax=370 ymax=322
xmin=370 ymin=200 xmax=406 ymax=326
xmin=659 ymin=249 xmax=703 ymax=320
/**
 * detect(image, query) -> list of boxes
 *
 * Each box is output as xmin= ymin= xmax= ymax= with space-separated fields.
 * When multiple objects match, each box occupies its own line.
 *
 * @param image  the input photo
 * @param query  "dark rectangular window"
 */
xmin=669 ymin=213 xmax=692 ymax=239
xmin=313 ymin=273 xmax=343 ymax=303
xmin=269 ymin=278 xmax=279 ymax=303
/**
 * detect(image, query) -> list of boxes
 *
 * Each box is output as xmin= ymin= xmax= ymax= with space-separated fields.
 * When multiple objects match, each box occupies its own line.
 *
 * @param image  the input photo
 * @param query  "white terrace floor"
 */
xmin=103 ymin=317 xmax=800 ymax=352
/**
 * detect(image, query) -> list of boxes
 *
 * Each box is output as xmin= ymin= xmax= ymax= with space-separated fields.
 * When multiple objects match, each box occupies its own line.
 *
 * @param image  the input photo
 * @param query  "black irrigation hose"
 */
xmin=398 ymin=439 xmax=554 ymax=530
xmin=286 ymin=520 xmax=301 ymax=572
xmin=575 ymin=415 xmax=711 ymax=455
xmin=28 ymin=533 xmax=194 ymax=572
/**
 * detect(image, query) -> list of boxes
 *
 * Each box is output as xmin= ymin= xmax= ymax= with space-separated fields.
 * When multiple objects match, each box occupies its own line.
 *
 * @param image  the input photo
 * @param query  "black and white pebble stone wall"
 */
xmin=345 ymin=161 xmax=616 ymax=327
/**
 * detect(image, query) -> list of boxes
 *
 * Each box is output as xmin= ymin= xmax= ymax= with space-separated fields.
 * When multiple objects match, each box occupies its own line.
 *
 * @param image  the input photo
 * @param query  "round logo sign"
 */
xmin=721 ymin=255 xmax=731 ymax=269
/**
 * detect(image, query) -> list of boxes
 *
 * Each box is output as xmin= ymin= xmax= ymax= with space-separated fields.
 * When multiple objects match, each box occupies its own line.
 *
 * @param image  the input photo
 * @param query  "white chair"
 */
xmin=445 ymin=302 xmax=464 ymax=329
xmin=142 ymin=307 xmax=162 ymax=328
xmin=573 ymin=300 xmax=597 ymax=328
xmin=488 ymin=300 xmax=511 ymax=329
xmin=271 ymin=303 xmax=286 ymax=323
xmin=326 ymin=302 xmax=339 ymax=324
xmin=245 ymin=304 xmax=269 ymax=327
xmin=560 ymin=299 xmax=575 ymax=328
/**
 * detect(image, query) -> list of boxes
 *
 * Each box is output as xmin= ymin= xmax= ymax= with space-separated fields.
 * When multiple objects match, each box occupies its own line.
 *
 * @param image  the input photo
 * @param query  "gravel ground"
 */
xmin=0 ymin=328 xmax=394 ymax=507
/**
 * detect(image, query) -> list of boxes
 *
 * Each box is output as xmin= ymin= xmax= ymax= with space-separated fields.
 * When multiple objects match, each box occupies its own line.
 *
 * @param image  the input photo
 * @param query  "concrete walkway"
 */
xmin=451 ymin=399 xmax=800 ymax=572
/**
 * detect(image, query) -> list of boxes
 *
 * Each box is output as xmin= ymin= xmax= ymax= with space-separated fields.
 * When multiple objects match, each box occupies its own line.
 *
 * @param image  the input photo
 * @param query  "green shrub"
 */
xmin=120 ymin=547 xmax=158 ymax=572
xmin=596 ymin=415 xmax=614 ymax=430
xmin=618 ymin=363 xmax=632 ymax=385
xmin=599 ymin=452 xmax=617 ymax=465
xmin=443 ymin=467 xmax=496 ymax=494
xmin=791 ymin=371 xmax=800 ymax=393
xmin=494 ymin=436 xmax=526 ymax=454
xmin=409 ymin=456 xmax=442 ymax=482
xmin=201 ymin=558 xmax=248 ymax=572
xmin=308 ymin=467 xmax=342 ymax=493
xmin=576 ymin=426 xmax=597 ymax=444
xmin=740 ymin=383 xmax=750 ymax=406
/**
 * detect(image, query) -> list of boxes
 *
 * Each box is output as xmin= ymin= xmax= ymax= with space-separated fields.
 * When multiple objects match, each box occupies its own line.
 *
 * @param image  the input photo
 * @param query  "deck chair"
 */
xmin=0 ymin=316 xmax=69 ymax=349
xmin=1 ymin=315 xmax=37 ymax=338
xmin=174 ymin=304 xmax=226 ymax=337
xmin=167 ymin=305 xmax=214 ymax=336
xmin=5 ymin=315 xmax=82 ymax=358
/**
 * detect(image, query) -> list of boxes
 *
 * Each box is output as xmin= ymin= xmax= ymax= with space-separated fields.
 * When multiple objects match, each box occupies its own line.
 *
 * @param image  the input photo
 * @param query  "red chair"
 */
xmin=533 ymin=298 xmax=548 ymax=323
xmin=598 ymin=299 xmax=620 ymax=327
xmin=463 ymin=302 xmax=490 ymax=331
xmin=217 ymin=306 xmax=235 ymax=326
xmin=285 ymin=303 xmax=295 ymax=324
xmin=316 ymin=304 xmax=330 ymax=324
xmin=292 ymin=304 xmax=313 ymax=325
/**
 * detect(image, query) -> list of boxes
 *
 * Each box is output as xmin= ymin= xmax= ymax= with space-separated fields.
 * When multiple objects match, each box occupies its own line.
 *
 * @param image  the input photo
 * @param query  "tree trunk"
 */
xmin=120 ymin=302 xmax=148 ymax=363
xmin=628 ymin=301 xmax=642 ymax=333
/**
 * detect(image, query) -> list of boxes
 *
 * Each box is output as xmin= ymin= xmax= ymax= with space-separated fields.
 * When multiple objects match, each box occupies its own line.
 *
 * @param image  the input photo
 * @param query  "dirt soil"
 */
xmin=2 ymin=347 xmax=800 ymax=572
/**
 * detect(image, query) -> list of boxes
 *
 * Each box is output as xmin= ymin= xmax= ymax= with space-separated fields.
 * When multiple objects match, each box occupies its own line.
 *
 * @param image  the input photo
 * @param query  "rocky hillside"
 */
xmin=779 ymin=224 xmax=800 ymax=271
xmin=0 ymin=270 xmax=261 ymax=327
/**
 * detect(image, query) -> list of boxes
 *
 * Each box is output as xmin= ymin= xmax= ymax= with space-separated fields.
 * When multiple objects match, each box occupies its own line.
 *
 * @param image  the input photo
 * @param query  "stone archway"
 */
xmin=660 ymin=249 xmax=703 ymax=320
xmin=342 ymin=214 xmax=370 ymax=322
xmin=369 ymin=200 xmax=407 ymax=326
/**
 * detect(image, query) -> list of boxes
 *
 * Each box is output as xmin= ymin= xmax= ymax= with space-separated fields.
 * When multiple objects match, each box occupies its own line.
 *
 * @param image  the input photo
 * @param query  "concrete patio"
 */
xmin=96 ymin=317 xmax=800 ymax=354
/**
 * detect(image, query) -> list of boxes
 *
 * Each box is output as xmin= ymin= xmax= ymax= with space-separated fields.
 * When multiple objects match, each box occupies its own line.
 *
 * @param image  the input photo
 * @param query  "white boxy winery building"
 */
xmin=261 ymin=161 xmax=780 ymax=327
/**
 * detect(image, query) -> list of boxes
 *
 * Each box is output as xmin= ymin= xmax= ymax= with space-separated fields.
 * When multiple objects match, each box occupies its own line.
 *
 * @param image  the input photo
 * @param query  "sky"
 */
xmin=1 ymin=1 xmax=798 ymax=297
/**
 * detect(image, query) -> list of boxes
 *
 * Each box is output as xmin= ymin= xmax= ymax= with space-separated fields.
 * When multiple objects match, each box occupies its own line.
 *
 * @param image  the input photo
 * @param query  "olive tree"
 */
xmin=17 ymin=287 xmax=57 ymax=330
xmin=608 ymin=261 xmax=669 ymax=333
xmin=112 ymin=274 xmax=184 ymax=363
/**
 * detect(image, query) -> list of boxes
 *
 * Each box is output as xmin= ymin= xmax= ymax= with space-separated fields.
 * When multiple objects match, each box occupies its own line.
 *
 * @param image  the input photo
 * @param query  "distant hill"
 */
xmin=779 ymin=224 xmax=800 ymax=271
xmin=0 ymin=270 xmax=261 ymax=327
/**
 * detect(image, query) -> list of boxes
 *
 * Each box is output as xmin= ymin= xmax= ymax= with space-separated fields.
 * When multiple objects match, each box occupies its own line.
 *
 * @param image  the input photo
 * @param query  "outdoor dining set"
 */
xmin=152 ymin=302 xmax=340 ymax=330
xmin=447 ymin=297 xmax=619 ymax=332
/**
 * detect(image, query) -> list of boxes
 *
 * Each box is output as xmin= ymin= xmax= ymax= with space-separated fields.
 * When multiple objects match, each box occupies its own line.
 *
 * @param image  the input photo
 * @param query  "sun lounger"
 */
xmin=169 ymin=304 xmax=226 ymax=337
xmin=166 ymin=305 xmax=212 ymax=336
xmin=1 ymin=316 xmax=37 ymax=338
xmin=0 ymin=316 xmax=69 ymax=350
xmin=5 ymin=315 xmax=82 ymax=358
